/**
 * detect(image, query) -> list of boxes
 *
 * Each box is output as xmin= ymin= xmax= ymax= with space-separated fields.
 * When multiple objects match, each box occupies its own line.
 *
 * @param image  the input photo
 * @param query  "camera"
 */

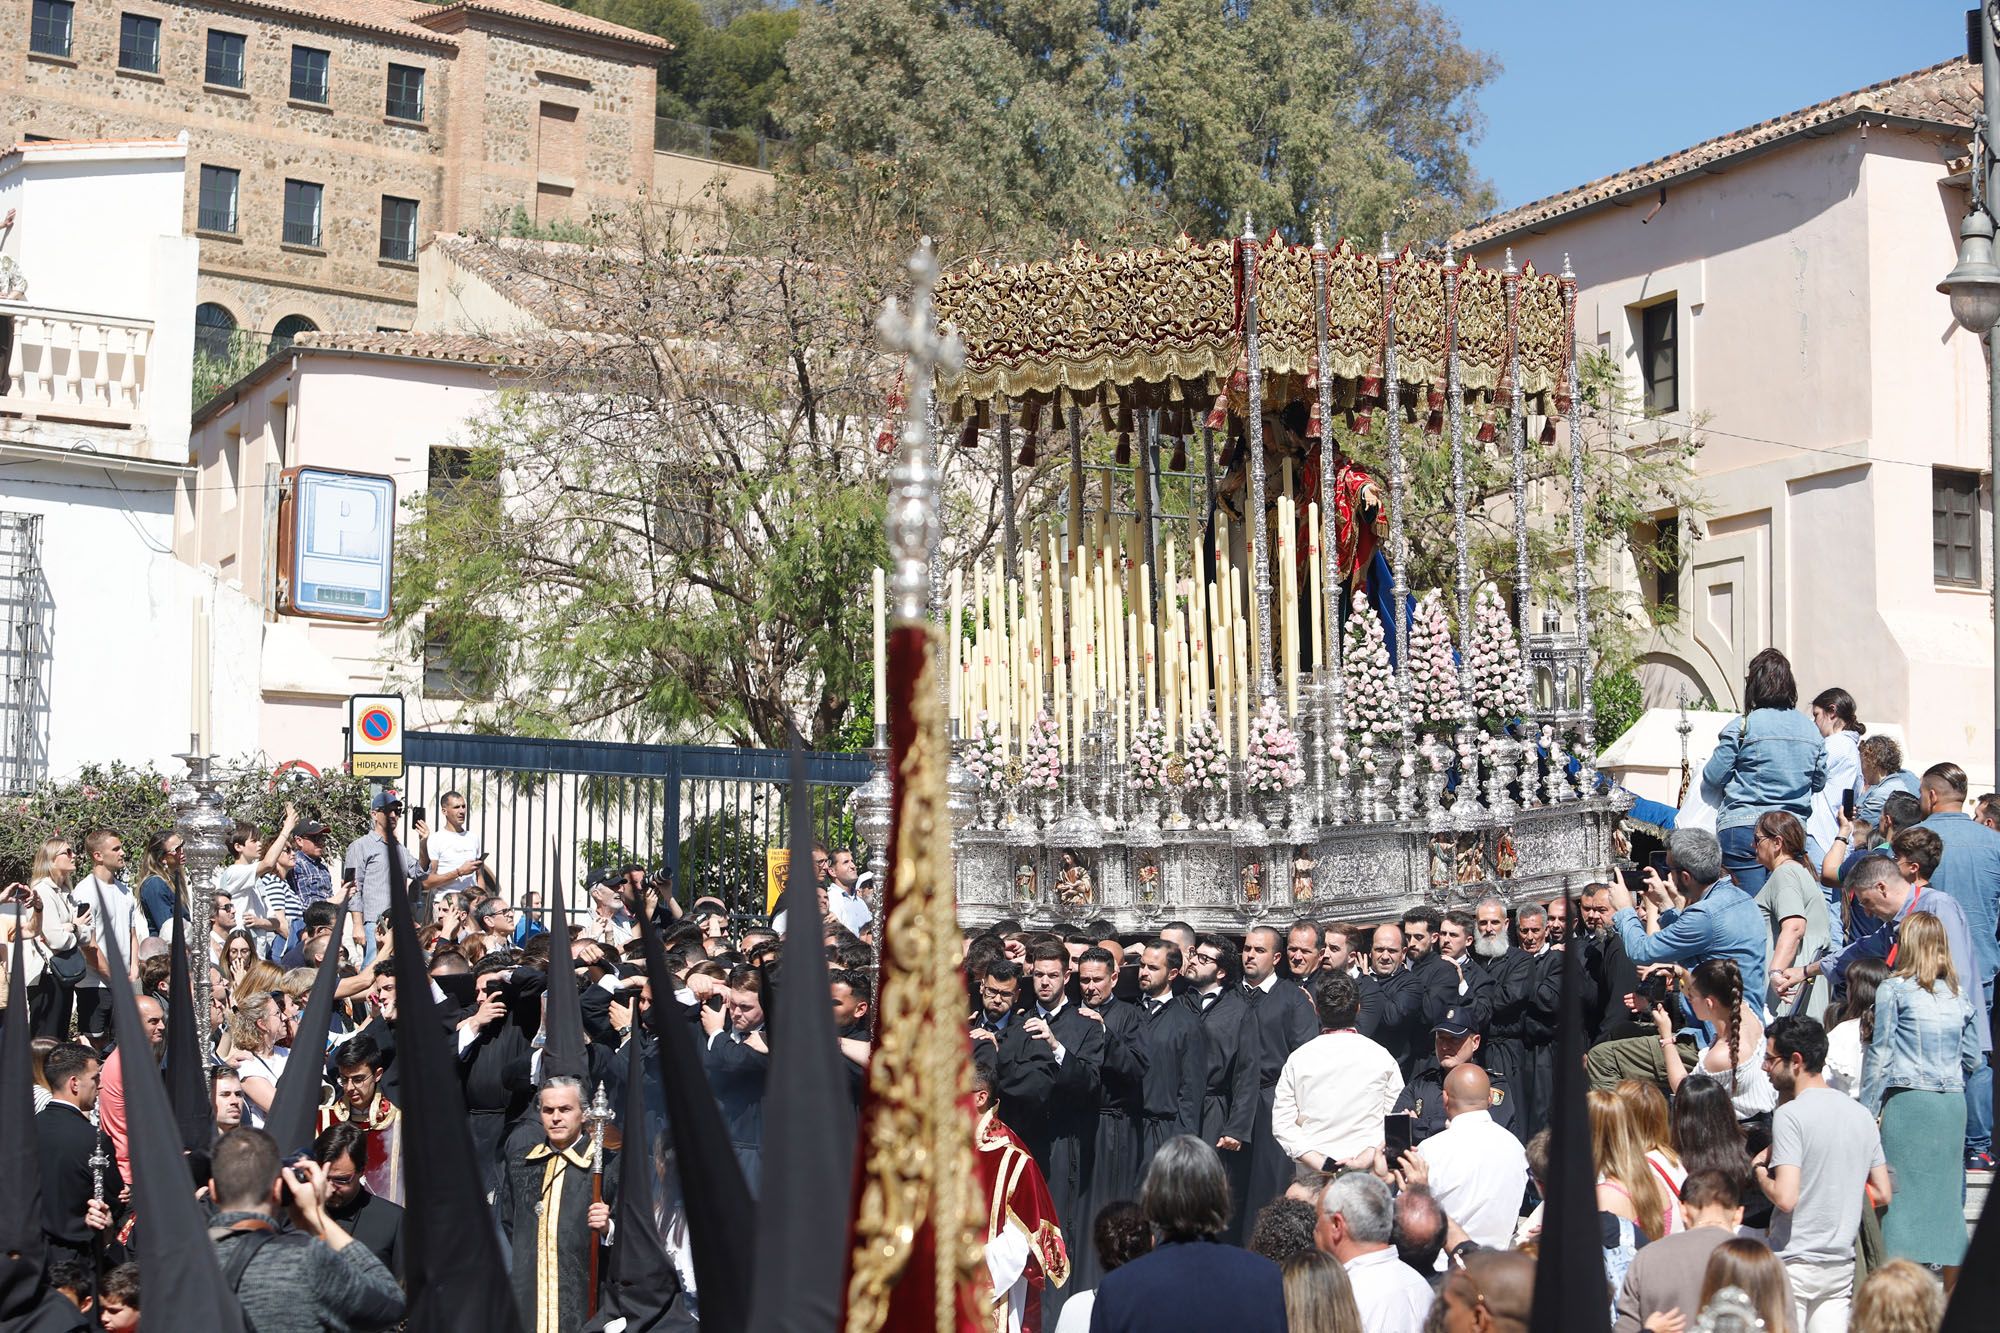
xmin=1640 ymin=971 xmax=1674 ymax=1009
xmin=281 ymin=1149 xmax=313 ymax=1184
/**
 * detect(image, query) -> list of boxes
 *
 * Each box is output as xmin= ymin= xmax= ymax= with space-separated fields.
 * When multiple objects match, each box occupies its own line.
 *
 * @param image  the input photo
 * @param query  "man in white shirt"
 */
xmin=1316 ymin=1171 xmax=1432 ymax=1333
xmin=72 ymin=828 xmax=142 ymax=1047
xmin=824 ymin=846 xmax=874 ymax=938
xmin=1271 ymin=972 xmax=1404 ymax=1171
xmin=1402 ymin=1064 xmax=1528 ymax=1253
xmin=420 ymin=790 xmax=488 ymax=910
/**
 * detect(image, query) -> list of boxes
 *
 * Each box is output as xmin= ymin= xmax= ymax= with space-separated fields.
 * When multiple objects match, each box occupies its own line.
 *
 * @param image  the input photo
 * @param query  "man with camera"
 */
xmin=207 ymin=1126 xmax=404 ymax=1333
xmin=1605 ymin=828 xmax=1769 ymax=1009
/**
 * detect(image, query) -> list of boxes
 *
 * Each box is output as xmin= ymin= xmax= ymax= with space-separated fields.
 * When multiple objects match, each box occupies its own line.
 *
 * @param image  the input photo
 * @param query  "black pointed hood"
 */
xmin=1528 ymin=921 xmax=1602 ymax=1333
xmin=746 ymin=735 xmax=854 ymax=1333
xmin=162 ymin=879 xmax=213 ymax=1153
xmin=381 ymin=828 xmax=524 ymax=1333
xmin=263 ymin=924 xmax=342 ymax=1158
xmin=634 ymin=896 xmax=755 ymax=1332
xmin=600 ymin=1028 xmax=688 ymax=1332
xmin=89 ymin=882 xmax=245 ymax=1333
xmin=542 ymin=873 xmax=587 ymax=1082
xmin=0 ymin=926 xmax=46 ymax=1320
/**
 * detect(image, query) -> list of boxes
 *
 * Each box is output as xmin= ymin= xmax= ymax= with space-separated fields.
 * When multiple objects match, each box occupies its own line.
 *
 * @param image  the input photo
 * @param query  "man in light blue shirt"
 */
xmin=1916 ymin=762 xmax=2000 ymax=1162
xmin=1605 ymin=827 xmax=1769 ymax=1008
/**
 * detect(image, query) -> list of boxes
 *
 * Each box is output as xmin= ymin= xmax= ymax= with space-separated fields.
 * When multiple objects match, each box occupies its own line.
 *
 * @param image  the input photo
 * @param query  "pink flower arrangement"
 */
xmin=1245 ymin=698 xmax=1303 ymax=794
xmin=1180 ymin=716 xmax=1226 ymax=791
xmin=1129 ymin=710 xmax=1170 ymax=794
xmin=1470 ymin=585 xmax=1531 ymax=725
xmin=961 ymin=714 xmax=1008 ymax=795
xmin=1341 ymin=602 xmax=1398 ymax=743
xmin=1020 ymin=712 xmax=1063 ymax=792
xmin=1409 ymin=590 xmax=1464 ymax=740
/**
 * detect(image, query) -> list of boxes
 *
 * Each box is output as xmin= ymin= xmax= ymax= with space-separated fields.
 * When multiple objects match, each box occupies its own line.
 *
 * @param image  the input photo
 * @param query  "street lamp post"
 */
xmin=1939 ymin=4 xmax=2000 ymax=786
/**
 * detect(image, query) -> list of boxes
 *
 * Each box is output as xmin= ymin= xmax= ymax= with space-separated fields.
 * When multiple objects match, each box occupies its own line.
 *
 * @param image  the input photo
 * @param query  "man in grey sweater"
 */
xmin=208 ymin=1127 xmax=405 ymax=1333
xmin=1611 ymin=1170 xmax=1743 ymax=1333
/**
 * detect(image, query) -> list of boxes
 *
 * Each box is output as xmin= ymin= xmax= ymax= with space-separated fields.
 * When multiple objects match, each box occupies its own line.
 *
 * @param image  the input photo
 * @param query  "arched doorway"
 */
xmin=269 ymin=314 xmax=318 ymax=354
xmin=194 ymin=302 xmax=237 ymax=361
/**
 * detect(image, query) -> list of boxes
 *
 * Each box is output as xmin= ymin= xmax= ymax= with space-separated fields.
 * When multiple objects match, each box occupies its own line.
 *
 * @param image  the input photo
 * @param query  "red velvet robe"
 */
xmin=974 ymin=1108 xmax=1069 ymax=1333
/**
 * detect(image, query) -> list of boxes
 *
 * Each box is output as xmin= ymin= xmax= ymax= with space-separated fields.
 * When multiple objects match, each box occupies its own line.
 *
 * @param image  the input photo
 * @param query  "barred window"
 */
xmin=206 ymin=30 xmax=246 ymax=87
xmin=118 ymin=13 xmax=161 ymax=73
xmin=290 ymin=45 xmax=329 ymax=103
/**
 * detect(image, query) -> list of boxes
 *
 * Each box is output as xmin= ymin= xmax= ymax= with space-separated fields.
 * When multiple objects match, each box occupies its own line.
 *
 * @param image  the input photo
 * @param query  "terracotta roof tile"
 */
xmin=410 ymin=0 xmax=672 ymax=51
xmin=1457 ymin=57 xmax=1980 ymax=249
xmin=289 ymin=329 xmax=534 ymax=366
xmin=426 ymin=231 xmax=615 ymax=328
xmin=227 ymin=0 xmax=458 ymax=45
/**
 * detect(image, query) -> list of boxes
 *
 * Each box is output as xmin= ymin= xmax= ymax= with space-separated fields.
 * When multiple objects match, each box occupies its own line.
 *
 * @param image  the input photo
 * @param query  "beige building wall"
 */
xmin=1467 ymin=118 xmax=1995 ymax=785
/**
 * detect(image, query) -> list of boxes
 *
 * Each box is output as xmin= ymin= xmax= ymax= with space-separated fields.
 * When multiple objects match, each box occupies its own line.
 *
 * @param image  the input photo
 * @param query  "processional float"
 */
xmin=851 ymin=223 xmax=1628 ymax=935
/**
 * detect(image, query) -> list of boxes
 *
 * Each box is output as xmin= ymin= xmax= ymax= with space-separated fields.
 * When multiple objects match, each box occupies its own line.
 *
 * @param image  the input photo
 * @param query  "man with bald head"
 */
xmin=1398 ymin=1063 xmax=1528 ymax=1253
xmin=1242 ymin=923 xmax=1320 ymax=1221
xmin=1438 ymin=1249 xmax=1534 ymax=1333
xmin=1362 ymin=921 xmax=1421 ymax=1075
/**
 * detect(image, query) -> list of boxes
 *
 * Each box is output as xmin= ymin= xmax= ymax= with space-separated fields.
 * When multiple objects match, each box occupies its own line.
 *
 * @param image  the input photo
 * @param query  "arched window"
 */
xmin=194 ymin=302 xmax=237 ymax=361
xmin=269 ymin=314 xmax=318 ymax=354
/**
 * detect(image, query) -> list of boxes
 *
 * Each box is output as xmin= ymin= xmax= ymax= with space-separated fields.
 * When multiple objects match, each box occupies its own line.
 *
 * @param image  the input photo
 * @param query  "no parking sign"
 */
xmin=347 ymin=694 xmax=405 ymax=779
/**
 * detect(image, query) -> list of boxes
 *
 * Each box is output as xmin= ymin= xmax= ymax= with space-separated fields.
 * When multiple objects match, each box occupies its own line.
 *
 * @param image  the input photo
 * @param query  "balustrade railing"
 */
xmin=0 ymin=301 xmax=153 ymax=429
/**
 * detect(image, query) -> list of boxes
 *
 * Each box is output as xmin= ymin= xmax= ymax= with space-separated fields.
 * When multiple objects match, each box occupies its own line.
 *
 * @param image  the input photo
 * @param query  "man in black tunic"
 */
xmin=1408 ymin=910 xmax=1493 ymax=1077
xmin=33 ymin=1042 xmax=118 ymax=1273
xmin=970 ymin=959 xmax=1056 ymax=1127
xmin=1183 ymin=935 xmax=1259 ymax=1241
xmin=698 ymin=965 xmax=769 ymax=1195
xmin=1074 ymin=945 xmax=1144 ymax=1291
xmin=495 ymin=1076 xmax=613 ymax=1333
xmin=1470 ymin=897 xmax=1538 ymax=1142
xmin=1240 ymin=924 xmax=1317 ymax=1221
xmin=1002 ymin=942 xmax=1104 ymax=1319
xmin=455 ymin=959 xmax=546 ymax=1198
xmin=1133 ymin=941 xmax=1206 ymax=1161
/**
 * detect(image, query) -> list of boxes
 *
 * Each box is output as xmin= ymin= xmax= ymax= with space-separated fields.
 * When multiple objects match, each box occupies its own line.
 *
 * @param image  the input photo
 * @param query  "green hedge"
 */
xmin=0 ymin=759 xmax=375 ymax=883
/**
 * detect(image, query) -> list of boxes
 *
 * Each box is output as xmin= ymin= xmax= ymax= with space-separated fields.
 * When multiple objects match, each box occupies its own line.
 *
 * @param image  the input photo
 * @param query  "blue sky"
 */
xmin=1452 ymin=1 xmax=1971 ymax=211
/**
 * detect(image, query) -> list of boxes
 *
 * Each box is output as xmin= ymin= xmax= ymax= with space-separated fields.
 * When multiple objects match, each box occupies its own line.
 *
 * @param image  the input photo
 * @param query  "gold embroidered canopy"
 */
xmin=931 ymin=233 xmax=1572 ymax=419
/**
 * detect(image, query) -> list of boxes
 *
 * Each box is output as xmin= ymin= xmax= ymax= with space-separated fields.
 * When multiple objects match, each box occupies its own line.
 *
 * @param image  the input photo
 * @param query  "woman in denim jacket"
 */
xmin=1861 ymin=911 xmax=1982 ymax=1267
xmin=1702 ymin=648 xmax=1825 ymax=895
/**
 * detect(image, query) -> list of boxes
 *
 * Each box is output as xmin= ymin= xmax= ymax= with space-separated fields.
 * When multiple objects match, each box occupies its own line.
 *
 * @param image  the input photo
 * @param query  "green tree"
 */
xmin=390 ymin=183 xmax=914 ymax=750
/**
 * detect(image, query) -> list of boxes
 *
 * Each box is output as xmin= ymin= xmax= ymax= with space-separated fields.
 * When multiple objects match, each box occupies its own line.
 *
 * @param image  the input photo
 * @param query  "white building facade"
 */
xmin=0 ymin=135 xmax=203 ymax=783
xmin=1460 ymin=58 xmax=1995 ymax=786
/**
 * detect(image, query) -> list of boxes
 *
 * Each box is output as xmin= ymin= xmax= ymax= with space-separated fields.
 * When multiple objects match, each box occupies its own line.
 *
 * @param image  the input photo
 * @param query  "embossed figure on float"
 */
xmin=853 ymin=229 xmax=1626 ymax=931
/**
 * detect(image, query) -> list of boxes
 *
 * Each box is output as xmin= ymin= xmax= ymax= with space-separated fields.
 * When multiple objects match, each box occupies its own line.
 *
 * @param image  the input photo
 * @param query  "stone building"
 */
xmin=0 ymin=0 xmax=667 ymax=347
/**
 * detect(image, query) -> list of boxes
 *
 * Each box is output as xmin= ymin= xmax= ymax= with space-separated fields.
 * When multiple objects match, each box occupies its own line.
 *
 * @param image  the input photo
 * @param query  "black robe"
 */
xmin=326 ymin=1185 xmax=404 ymax=1277
xmin=459 ymin=967 xmax=547 ymax=1196
xmin=1361 ymin=969 xmax=1423 ymax=1077
xmin=495 ymin=1135 xmax=616 ymax=1333
xmin=1472 ymin=947 xmax=1537 ymax=1142
xmin=33 ymin=1103 xmax=121 ymax=1268
xmin=1243 ymin=979 xmax=1318 ymax=1219
xmin=699 ymin=1029 xmax=768 ymax=1196
xmin=1190 ymin=986 xmax=1260 ymax=1241
xmin=1136 ymin=995 xmax=1207 ymax=1157
xmin=1077 ymin=998 xmax=1147 ymax=1292
xmin=998 ymin=1001 xmax=1103 ymax=1320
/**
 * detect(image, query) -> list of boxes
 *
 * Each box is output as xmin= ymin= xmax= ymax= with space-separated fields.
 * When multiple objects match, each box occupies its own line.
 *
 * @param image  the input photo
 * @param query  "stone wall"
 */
xmin=0 ymin=0 xmax=659 ymax=336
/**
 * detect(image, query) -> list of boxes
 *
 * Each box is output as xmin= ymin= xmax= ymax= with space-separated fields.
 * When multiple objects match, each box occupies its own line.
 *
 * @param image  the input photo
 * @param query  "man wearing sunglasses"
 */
xmin=342 ymin=790 xmax=423 ymax=966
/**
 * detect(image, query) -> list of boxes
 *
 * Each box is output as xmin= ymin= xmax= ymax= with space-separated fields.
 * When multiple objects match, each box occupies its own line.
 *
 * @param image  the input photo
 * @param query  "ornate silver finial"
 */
xmin=1380 ymin=232 xmax=1393 ymax=260
xmin=1503 ymin=246 xmax=1518 ymax=275
xmin=1562 ymin=252 xmax=1575 ymax=280
xmin=876 ymin=240 xmax=965 ymax=624
xmin=1241 ymin=211 xmax=1255 ymax=241
xmin=1311 ymin=219 xmax=1325 ymax=250
xmin=1442 ymin=239 xmax=1456 ymax=267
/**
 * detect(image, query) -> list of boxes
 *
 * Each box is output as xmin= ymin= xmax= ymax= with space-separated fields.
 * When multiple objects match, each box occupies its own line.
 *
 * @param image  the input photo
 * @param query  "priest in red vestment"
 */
xmin=972 ymin=1067 xmax=1068 ymax=1333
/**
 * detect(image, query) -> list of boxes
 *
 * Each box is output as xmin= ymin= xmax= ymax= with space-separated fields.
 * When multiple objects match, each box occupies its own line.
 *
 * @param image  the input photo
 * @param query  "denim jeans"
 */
xmin=1969 ymin=977 xmax=1996 ymax=1154
xmin=1718 ymin=824 xmax=1771 ymax=896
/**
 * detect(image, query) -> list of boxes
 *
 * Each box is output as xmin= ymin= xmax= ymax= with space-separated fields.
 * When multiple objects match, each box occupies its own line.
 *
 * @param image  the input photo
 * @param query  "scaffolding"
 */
xmin=0 ymin=512 xmax=48 ymax=791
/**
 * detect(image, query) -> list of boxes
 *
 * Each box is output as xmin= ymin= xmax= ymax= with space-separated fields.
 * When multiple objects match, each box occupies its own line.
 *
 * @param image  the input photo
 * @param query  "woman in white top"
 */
xmin=28 ymin=837 xmax=80 ymax=1038
xmin=1655 ymin=958 xmax=1779 ymax=1120
xmin=1823 ymin=955 xmax=1889 ymax=1098
xmin=227 ymin=990 xmax=291 ymax=1129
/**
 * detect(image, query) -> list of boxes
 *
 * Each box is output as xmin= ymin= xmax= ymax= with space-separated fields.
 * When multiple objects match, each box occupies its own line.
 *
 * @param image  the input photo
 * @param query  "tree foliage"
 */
xmin=575 ymin=0 xmax=797 ymax=135
xmin=780 ymin=0 xmax=1495 ymax=253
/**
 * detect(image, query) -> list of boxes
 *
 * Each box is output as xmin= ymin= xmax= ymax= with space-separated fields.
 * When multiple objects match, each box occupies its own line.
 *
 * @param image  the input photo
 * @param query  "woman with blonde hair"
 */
xmin=1279 ymin=1251 xmax=1362 ymax=1333
xmin=227 ymin=991 xmax=291 ymax=1129
xmin=1613 ymin=1080 xmax=1685 ymax=1228
xmin=230 ymin=956 xmax=283 ymax=1009
xmin=27 ymin=837 xmax=81 ymax=1038
xmin=1591 ymin=1087 xmax=1673 ymax=1296
xmin=1849 ymin=1258 xmax=1944 ymax=1332
xmin=1696 ymin=1237 xmax=1793 ymax=1333
xmin=1862 ymin=911 xmax=1981 ymax=1268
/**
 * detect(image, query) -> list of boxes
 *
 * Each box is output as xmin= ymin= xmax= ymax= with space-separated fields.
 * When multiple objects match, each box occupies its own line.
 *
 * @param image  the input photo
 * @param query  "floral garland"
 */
xmin=1409 ymin=590 xmax=1464 ymax=739
xmin=961 ymin=714 xmax=1008 ymax=795
xmin=1020 ymin=712 xmax=1063 ymax=792
xmin=1470 ymin=584 xmax=1532 ymax=726
xmin=1129 ymin=710 xmax=1170 ymax=793
xmin=1341 ymin=601 xmax=1398 ymax=743
xmin=1180 ymin=715 xmax=1227 ymax=791
xmin=1245 ymin=698 xmax=1304 ymax=794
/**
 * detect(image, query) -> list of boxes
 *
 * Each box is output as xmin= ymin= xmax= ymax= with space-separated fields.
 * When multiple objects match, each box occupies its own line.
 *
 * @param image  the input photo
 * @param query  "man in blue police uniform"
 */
xmin=1391 ymin=1007 xmax=1513 ymax=1145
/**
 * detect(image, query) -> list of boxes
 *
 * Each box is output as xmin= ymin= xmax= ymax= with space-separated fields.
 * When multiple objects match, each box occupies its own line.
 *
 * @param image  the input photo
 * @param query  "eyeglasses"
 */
xmin=324 ymin=1173 xmax=358 ymax=1187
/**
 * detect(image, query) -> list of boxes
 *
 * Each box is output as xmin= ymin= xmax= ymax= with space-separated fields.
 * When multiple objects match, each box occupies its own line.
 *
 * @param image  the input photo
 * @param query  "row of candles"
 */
xmin=869 ymin=467 xmax=1343 ymax=767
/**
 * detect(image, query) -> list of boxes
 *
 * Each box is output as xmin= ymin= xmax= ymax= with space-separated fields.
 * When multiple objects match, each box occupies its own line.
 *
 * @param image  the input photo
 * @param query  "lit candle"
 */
xmin=948 ymin=568 xmax=964 ymax=723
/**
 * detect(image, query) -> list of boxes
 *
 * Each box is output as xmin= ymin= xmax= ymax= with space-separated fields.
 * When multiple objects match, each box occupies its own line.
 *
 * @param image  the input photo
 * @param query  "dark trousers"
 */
xmin=1586 ymin=1034 xmax=1698 ymax=1094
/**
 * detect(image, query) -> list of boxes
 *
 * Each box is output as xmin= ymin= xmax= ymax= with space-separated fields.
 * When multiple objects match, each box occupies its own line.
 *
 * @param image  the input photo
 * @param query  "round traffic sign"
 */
xmin=358 ymin=707 xmax=396 ymax=744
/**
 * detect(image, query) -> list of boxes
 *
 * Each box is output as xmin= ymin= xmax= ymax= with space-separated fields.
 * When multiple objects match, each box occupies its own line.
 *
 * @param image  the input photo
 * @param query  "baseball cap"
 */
xmin=370 ymin=789 xmax=403 ymax=812
xmin=1433 ymin=1007 xmax=1475 ymax=1038
xmin=295 ymin=819 xmax=330 ymax=839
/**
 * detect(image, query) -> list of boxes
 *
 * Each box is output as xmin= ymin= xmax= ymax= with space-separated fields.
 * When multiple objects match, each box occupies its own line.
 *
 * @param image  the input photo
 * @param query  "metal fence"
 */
xmin=653 ymin=116 xmax=779 ymax=171
xmin=401 ymin=731 xmax=869 ymax=918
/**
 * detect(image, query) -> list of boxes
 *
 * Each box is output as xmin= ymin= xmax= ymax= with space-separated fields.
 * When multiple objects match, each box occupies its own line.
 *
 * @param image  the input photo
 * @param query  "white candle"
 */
xmin=872 ymin=568 xmax=886 ymax=725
